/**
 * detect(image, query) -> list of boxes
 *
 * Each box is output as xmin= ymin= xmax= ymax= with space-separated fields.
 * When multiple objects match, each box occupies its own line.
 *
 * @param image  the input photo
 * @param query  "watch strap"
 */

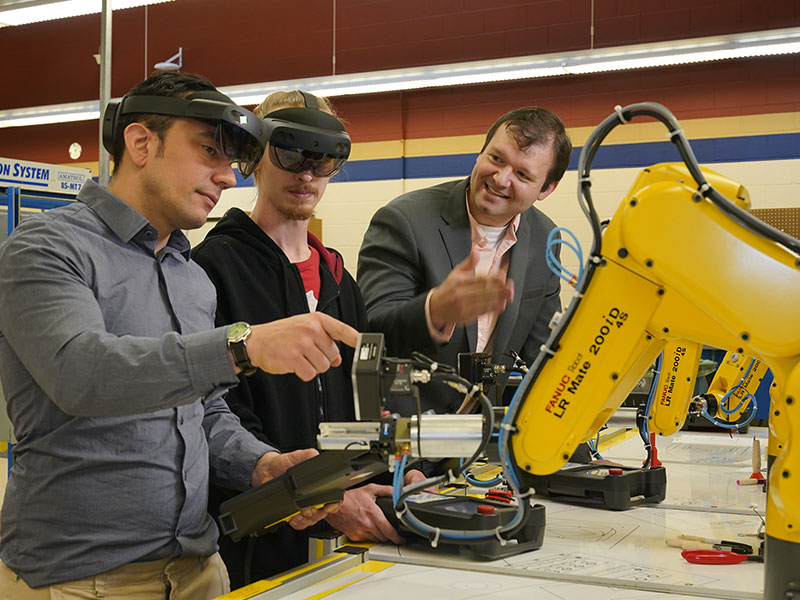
xmin=228 ymin=323 xmax=257 ymax=376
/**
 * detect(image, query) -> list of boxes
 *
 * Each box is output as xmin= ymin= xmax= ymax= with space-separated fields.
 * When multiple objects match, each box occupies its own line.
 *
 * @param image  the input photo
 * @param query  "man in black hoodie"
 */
xmin=193 ymin=91 xmax=421 ymax=588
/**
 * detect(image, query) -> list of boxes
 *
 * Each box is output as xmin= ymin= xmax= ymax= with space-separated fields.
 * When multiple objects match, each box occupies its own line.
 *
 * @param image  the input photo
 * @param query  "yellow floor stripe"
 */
xmin=214 ymin=553 xmax=354 ymax=600
xmin=301 ymin=561 xmax=396 ymax=600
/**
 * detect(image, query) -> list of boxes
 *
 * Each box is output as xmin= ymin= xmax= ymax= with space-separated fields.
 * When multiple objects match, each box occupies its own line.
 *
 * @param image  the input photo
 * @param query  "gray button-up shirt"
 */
xmin=0 ymin=180 xmax=274 ymax=587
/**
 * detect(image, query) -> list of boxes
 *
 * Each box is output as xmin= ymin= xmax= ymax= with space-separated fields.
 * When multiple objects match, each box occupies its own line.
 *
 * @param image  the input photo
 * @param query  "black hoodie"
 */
xmin=192 ymin=207 xmax=368 ymax=586
xmin=193 ymin=207 xmax=367 ymax=451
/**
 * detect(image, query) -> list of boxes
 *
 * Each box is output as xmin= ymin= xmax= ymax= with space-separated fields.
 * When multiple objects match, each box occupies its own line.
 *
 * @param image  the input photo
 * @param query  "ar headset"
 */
xmin=102 ymin=90 xmax=268 ymax=178
xmin=261 ymin=91 xmax=351 ymax=178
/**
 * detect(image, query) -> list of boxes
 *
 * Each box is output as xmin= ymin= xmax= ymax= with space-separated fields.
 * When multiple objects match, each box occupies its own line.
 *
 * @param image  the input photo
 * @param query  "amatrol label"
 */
xmin=546 ymin=307 xmax=629 ymax=418
xmin=0 ymin=158 xmax=90 ymax=194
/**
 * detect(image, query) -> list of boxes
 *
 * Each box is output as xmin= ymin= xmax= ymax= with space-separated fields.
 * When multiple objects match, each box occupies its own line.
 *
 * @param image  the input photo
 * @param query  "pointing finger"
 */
xmin=318 ymin=313 xmax=359 ymax=348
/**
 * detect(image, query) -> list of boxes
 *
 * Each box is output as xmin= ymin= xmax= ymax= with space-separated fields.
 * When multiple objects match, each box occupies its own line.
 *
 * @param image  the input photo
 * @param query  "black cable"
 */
xmin=414 ymin=385 xmax=423 ymax=458
xmin=585 ymin=103 xmax=800 ymax=255
xmin=410 ymin=351 xmax=459 ymax=374
xmin=344 ymin=440 xmax=369 ymax=450
xmin=243 ymin=536 xmax=255 ymax=584
xmin=636 ymin=405 xmax=652 ymax=469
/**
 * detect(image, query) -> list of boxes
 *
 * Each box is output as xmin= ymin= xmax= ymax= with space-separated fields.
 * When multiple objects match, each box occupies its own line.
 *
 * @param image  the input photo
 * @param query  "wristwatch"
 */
xmin=227 ymin=322 xmax=257 ymax=376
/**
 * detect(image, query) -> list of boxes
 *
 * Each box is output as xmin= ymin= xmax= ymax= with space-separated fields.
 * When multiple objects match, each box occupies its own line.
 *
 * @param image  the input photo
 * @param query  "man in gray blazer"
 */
xmin=357 ymin=107 xmax=572 ymax=413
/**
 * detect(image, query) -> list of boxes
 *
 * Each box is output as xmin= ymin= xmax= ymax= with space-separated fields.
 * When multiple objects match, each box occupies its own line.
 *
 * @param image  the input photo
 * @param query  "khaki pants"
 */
xmin=0 ymin=554 xmax=229 ymax=600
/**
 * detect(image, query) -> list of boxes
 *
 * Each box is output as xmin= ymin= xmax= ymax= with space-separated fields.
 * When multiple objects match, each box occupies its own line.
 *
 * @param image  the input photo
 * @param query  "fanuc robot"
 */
xmin=506 ymin=103 xmax=798 ymax=598
xmin=223 ymin=103 xmax=798 ymax=598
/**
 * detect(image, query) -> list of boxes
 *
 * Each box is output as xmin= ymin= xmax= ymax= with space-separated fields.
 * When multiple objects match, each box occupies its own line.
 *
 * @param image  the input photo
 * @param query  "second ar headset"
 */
xmin=262 ymin=91 xmax=351 ymax=178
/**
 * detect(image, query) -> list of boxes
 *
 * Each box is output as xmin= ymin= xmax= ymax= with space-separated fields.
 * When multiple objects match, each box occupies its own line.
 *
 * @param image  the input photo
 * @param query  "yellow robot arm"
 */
xmin=643 ymin=174 xmax=761 ymax=435
xmin=646 ymin=345 xmax=766 ymax=435
xmin=648 ymin=340 xmax=703 ymax=436
xmin=504 ymin=103 xmax=799 ymax=599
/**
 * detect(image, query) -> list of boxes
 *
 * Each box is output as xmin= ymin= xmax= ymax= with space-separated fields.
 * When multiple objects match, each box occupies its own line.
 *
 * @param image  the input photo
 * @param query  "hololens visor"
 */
xmin=263 ymin=107 xmax=351 ymax=178
xmin=102 ymin=90 xmax=268 ymax=178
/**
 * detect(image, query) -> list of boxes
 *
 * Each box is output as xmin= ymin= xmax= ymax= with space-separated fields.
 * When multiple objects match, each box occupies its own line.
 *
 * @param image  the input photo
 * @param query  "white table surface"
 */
xmin=278 ymin=560 xmax=736 ymax=600
xmin=370 ymin=502 xmax=762 ymax=599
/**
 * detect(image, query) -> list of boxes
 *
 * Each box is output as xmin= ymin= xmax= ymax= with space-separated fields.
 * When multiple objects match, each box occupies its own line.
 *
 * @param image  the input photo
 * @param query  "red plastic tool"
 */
xmin=681 ymin=549 xmax=762 ymax=564
xmin=485 ymin=489 xmax=513 ymax=503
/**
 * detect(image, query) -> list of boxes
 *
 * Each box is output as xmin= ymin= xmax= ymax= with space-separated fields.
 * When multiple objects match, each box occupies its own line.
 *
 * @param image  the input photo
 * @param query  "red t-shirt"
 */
xmin=295 ymin=246 xmax=321 ymax=312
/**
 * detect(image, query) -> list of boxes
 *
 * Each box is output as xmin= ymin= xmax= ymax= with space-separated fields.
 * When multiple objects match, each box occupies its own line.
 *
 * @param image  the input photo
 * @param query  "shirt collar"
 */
xmin=465 ymin=187 xmax=520 ymax=247
xmin=77 ymin=179 xmax=192 ymax=260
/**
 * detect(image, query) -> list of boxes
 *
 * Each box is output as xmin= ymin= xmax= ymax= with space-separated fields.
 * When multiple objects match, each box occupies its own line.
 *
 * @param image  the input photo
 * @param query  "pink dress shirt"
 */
xmin=425 ymin=193 xmax=520 ymax=353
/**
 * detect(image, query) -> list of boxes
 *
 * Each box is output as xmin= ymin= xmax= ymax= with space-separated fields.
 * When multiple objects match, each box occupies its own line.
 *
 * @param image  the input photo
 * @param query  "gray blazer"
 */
xmin=358 ymin=178 xmax=561 ymax=412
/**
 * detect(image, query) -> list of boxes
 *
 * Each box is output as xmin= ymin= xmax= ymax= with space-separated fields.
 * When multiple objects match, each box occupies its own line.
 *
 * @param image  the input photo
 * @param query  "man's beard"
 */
xmin=277 ymin=204 xmax=314 ymax=221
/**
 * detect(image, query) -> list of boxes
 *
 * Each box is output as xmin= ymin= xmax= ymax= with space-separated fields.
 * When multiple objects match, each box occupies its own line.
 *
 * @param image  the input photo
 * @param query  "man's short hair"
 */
xmin=481 ymin=107 xmax=573 ymax=190
xmin=111 ymin=71 xmax=218 ymax=174
xmin=252 ymin=90 xmax=338 ymax=119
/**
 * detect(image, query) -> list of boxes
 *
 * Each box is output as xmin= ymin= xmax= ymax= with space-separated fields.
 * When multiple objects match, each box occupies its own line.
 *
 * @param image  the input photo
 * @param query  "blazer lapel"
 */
xmin=439 ymin=178 xmax=477 ymax=351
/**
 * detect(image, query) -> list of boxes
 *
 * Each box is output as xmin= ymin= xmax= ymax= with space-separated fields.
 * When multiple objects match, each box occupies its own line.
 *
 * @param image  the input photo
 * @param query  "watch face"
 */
xmin=228 ymin=322 xmax=250 ymax=341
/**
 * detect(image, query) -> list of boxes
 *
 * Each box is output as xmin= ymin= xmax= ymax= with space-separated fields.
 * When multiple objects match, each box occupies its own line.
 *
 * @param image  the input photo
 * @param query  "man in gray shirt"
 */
xmin=0 ymin=72 xmax=355 ymax=599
